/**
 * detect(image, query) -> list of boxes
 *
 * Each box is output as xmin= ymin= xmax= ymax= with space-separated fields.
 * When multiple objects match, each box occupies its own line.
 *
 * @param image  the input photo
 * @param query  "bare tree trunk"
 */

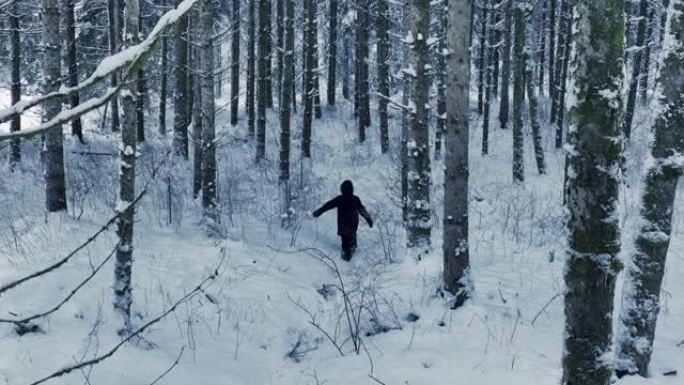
xmin=256 ymin=0 xmax=269 ymax=161
xmin=498 ymin=0 xmax=512 ymax=129
xmin=638 ymin=3 xmax=654 ymax=105
xmin=377 ymin=0 xmax=390 ymax=154
xmin=526 ymin=54 xmax=546 ymax=175
xmin=434 ymin=0 xmax=447 ymax=159
xmin=444 ymin=0 xmax=473 ymax=308
xmin=562 ymin=0 xmax=624 ymax=379
xmin=401 ymin=0 xmax=410 ymax=223
xmin=406 ymin=0 xmax=432 ymax=250
xmin=551 ymin=0 xmax=572 ymax=148
xmin=279 ymin=0 xmax=295 ymax=221
xmin=302 ymin=0 xmax=315 ymax=159
xmin=247 ymin=0 xmax=256 ymax=136
xmin=9 ymin=0 xmax=21 ymax=168
xmin=616 ymin=0 xmax=684 ymax=375
xmin=230 ymin=0 xmax=240 ymax=125
xmin=538 ymin=0 xmax=546 ymax=93
xmin=192 ymin=10 xmax=203 ymax=199
xmin=312 ymin=7 xmax=322 ymax=119
xmin=327 ymin=0 xmax=337 ymax=105
xmin=276 ymin=0 xmax=284 ymax=102
xmin=173 ymin=0 xmax=189 ymax=158
xmin=159 ymin=21 xmax=169 ymax=136
xmin=200 ymin=0 xmax=217 ymax=222
xmin=481 ymin=0 xmax=495 ymax=155
xmin=356 ymin=0 xmax=370 ymax=142
xmin=512 ymin=0 xmax=524 ymax=182
xmin=264 ymin=0 xmax=272 ymax=109
xmin=43 ymin=0 xmax=67 ymax=213
xmin=341 ymin=2 xmax=351 ymax=101
xmin=64 ymin=0 xmax=84 ymax=143
xmin=548 ymin=0 xmax=556 ymax=98
xmin=622 ymin=0 xmax=649 ymax=139
xmin=477 ymin=0 xmax=487 ymax=114
xmin=108 ymin=0 xmax=121 ymax=132
xmin=115 ymin=0 xmax=140 ymax=334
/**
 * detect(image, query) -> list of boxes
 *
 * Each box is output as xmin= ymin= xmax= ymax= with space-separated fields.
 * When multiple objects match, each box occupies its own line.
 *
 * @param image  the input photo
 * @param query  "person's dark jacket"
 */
xmin=313 ymin=181 xmax=373 ymax=236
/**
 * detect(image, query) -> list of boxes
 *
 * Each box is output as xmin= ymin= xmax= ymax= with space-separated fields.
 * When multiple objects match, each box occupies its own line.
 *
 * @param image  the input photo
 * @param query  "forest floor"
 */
xmin=1 ymin=88 xmax=683 ymax=385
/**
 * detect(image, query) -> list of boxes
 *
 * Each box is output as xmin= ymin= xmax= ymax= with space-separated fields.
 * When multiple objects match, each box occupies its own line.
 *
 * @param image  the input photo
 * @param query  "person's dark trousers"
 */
xmin=340 ymin=233 xmax=358 ymax=261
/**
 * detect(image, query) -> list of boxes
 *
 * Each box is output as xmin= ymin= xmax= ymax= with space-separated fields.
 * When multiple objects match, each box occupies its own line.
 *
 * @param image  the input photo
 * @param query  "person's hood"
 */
xmin=340 ymin=180 xmax=354 ymax=196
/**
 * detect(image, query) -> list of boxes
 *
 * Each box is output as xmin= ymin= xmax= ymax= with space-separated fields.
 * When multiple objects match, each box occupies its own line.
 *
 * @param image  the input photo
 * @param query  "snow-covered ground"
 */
xmin=0 ymin=87 xmax=682 ymax=385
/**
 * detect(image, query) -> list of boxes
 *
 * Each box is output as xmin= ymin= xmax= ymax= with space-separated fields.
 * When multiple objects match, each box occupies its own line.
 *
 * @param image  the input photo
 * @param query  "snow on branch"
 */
xmin=0 ymin=0 xmax=199 ymax=133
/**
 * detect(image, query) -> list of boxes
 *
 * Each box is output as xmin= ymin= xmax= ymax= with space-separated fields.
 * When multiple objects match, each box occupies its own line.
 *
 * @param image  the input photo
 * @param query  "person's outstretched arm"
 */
xmin=313 ymin=197 xmax=339 ymax=217
xmin=357 ymin=198 xmax=373 ymax=228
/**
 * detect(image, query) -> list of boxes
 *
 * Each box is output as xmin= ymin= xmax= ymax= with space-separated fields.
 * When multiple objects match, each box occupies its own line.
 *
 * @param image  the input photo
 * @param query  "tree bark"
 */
xmin=434 ymin=0 xmax=447 ymax=159
xmin=247 ymin=0 xmax=256 ymax=135
xmin=512 ymin=0 xmax=524 ymax=182
xmin=115 ymin=0 xmax=140 ymax=334
xmin=230 ymin=0 xmax=240 ymax=125
xmin=173 ymin=0 xmax=189 ymax=158
xmin=327 ymin=0 xmax=338 ymax=105
xmin=279 ymin=0 xmax=295 ymax=221
xmin=377 ymin=0 xmax=390 ymax=154
xmin=562 ymin=0 xmax=624 ymax=380
xmin=622 ymin=0 xmax=649 ymax=139
xmin=108 ymin=0 xmax=121 ymax=133
xmin=616 ymin=0 xmax=684 ymax=375
xmin=43 ymin=0 xmax=68 ymax=213
xmin=256 ymin=0 xmax=269 ymax=161
xmin=444 ymin=0 xmax=473 ymax=307
xmin=200 ymin=0 xmax=217 ymax=222
xmin=159 ymin=21 xmax=169 ymax=136
xmin=64 ymin=0 xmax=84 ymax=143
xmin=477 ymin=0 xmax=488 ymax=114
xmin=356 ymin=0 xmax=370 ymax=142
xmin=406 ymin=0 xmax=432 ymax=249
xmin=498 ymin=0 xmax=512 ymax=129
xmin=302 ymin=0 xmax=315 ymax=158
xmin=481 ymin=0 xmax=495 ymax=155
xmin=9 ymin=0 xmax=21 ymax=168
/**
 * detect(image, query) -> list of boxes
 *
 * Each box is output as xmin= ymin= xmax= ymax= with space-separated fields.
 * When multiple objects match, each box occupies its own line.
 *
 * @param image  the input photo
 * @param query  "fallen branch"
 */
xmin=27 ymin=263 xmax=222 ymax=385
xmin=0 ymin=190 xmax=147 ymax=297
xmin=0 ymin=246 xmax=117 ymax=325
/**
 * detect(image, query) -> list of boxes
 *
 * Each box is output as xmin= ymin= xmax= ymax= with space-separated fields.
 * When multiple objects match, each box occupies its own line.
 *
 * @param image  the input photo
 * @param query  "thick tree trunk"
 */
xmin=264 ymin=0 xmax=272 ymax=109
xmin=538 ymin=0 xmax=546 ymax=93
xmin=552 ymin=0 xmax=572 ymax=148
xmin=230 ymin=0 xmax=240 ymax=125
xmin=377 ymin=0 xmax=390 ymax=154
xmin=562 ymin=0 xmax=624 ymax=380
xmin=276 ymin=0 xmax=284 ymax=102
xmin=200 ymin=0 xmax=217 ymax=222
xmin=327 ymin=0 xmax=337 ymax=105
xmin=443 ymin=0 xmax=473 ymax=307
xmin=43 ymin=0 xmax=68 ymax=213
xmin=512 ymin=0 xmax=524 ymax=183
xmin=341 ymin=3 xmax=351 ymax=101
xmin=107 ymin=0 xmax=121 ymax=133
xmin=498 ymin=0 xmax=512 ymax=129
xmin=312 ymin=9 xmax=322 ymax=119
xmin=115 ymin=0 xmax=140 ymax=334
xmin=406 ymin=0 xmax=432 ymax=249
xmin=9 ymin=0 xmax=21 ymax=168
xmin=191 ymin=10 xmax=203 ymax=199
xmin=247 ymin=0 xmax=256 ymax=135
xmin=616 ymin=0 xmax=684 ymax=375
xmin=173 ymin=0 xmax=189 ymax=158
xmin=65 ymin=0 xmax=84 ymax=143
xmin=526 ymin=55 xmax=546 ymax=175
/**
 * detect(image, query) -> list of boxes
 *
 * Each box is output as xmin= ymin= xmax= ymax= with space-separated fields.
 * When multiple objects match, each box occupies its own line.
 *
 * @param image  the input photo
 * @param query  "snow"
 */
xmin=0 ymin=48 xmax=683 ymax=385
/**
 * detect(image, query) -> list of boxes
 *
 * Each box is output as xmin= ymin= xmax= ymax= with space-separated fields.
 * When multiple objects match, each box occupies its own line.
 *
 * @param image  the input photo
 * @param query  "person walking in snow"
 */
xmin=312 ymin=180 xmax=373 ymax=261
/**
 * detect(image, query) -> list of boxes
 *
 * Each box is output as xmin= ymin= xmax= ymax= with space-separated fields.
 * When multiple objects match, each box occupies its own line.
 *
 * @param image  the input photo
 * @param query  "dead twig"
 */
xmin=27 ymin=263 xmax=221 ymax=385
xmin=149 ymin=346 xmax=185 ymax=385
xmin=0 ymin=246 xmax=117 ymax=325
xmin=531 ymin=293 xmax=563 ymax=326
